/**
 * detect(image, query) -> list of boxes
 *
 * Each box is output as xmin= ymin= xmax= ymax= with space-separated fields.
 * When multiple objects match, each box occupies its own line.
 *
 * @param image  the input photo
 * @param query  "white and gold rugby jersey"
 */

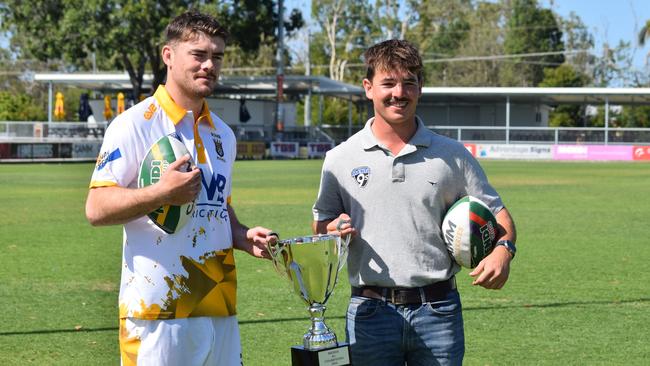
xmin=90 ymin=85 xmax=238 ymax=320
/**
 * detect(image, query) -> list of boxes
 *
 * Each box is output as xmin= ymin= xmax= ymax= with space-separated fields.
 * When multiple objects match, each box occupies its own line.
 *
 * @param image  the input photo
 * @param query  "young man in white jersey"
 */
xmin=85 ymin=11 xmax=276 ymax=365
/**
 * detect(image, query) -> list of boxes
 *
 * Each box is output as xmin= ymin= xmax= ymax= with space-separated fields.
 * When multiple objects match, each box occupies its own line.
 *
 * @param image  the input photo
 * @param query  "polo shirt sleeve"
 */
xmin=89 ymin=118 xmax=139 ymax=189
xmin=312 ymin=152 xmax=345 ymax=222
xmin=461 ymin=148 xmax=504 ymax=214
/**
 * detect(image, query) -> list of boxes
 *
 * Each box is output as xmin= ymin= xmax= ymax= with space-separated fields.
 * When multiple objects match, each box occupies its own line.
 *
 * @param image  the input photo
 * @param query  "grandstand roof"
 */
xmin=34 ymin=72 xmax=650 ymax=121
xmin=35 ymin=72 xmax=650 ymax=105
xmin=420 ymin=87 xmax=650 ymax=105
xmin=33 ymin=73 xmax=364 ymax=101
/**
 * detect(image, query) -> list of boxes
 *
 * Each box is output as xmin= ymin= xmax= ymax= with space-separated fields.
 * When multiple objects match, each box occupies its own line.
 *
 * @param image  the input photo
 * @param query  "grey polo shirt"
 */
xmin=312 ymin=117 xmax=504 ymax=288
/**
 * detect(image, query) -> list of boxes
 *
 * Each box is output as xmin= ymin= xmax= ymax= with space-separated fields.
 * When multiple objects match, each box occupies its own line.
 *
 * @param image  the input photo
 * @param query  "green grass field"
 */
xmin=1 ymin=160 xmax=649 ymax=365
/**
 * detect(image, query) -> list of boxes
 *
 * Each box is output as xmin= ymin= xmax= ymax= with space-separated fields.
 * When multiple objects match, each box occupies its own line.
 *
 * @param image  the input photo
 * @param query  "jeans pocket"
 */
xmin=347 ymin=296 xmax=380 ymax=320
xmin=423 ymin=290 xmax=462 ymax=316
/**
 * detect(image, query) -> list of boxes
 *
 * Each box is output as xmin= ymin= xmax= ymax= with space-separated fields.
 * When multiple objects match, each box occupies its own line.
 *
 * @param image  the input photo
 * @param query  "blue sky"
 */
xmin=2 ymin=1 xmax=648 ymax=71
xmin=544 ymin=0 xmax=650 ymax=71
xmin=287 ymin=0 xmax=650 ymax=71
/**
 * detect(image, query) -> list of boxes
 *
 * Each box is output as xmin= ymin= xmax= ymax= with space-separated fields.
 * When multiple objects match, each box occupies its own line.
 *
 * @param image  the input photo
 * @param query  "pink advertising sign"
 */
xmin=553 ymin=145 xmax=633 ymax=161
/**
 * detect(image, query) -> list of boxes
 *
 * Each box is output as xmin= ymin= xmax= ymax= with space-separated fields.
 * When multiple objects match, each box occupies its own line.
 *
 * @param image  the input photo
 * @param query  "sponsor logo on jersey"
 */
xmin=95 ymin=148 xmax=122 ymax=171
xmin=194 ymin=169 xmax=229 ymax=220
xmin=351 ymin=166 xmax=370 ymax=188
xmin=144 ymin=103 xmax=157 ymax=120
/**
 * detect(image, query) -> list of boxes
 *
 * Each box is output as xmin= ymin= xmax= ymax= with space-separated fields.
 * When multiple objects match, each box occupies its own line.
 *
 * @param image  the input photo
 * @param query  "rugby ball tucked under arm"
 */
xmin=441 ymin=196 xmax=498 ymax=269
xmin=137 ymin=134 xmax=196 ymax=234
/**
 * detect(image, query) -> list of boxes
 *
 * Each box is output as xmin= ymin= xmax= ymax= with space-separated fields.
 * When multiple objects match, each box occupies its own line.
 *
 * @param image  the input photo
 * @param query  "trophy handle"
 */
xmin=337 ymin=234 xmax=350 ymax=273
xmin=268 ymin=242 xmax=291 ymax=279
xmin=335 ymin=218 xmax=351 ymax=272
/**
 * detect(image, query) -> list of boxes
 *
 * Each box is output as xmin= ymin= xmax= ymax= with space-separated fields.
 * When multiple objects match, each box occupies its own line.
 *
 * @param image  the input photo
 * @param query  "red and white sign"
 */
xmin=633 ymin=146 xmax=650 ymax=161
xmin=464 ymin=143 xmax=477 ymax=157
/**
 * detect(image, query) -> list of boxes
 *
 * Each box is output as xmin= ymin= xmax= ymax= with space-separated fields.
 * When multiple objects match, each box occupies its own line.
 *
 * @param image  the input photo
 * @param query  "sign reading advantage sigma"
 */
xmin=477 ymin=144 xmax=552 ymax=160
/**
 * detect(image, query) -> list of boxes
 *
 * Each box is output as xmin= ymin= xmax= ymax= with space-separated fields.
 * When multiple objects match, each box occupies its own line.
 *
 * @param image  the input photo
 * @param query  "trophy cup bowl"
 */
xmin=268 ymin=233 xmax=350 ymax=366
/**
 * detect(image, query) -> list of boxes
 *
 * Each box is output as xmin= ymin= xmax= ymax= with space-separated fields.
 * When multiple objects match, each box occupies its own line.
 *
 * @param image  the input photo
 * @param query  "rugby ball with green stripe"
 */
xmin=442 ymin=196 xmax=497 ymax=268
xmin=138 ymin=135 xmax=195 ymax=234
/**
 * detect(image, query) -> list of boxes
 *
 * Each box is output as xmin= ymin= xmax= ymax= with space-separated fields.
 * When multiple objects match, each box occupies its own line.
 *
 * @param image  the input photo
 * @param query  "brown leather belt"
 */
xmin=351 ymin=277 xmax=456 ymax=305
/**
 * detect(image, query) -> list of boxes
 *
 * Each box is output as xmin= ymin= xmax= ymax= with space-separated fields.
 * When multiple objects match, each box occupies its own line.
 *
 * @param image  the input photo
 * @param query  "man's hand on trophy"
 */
xmin=326 ymin=214 xmax=356 ymax=239
xmin=243 ymin=227 xmax=278 ymax=259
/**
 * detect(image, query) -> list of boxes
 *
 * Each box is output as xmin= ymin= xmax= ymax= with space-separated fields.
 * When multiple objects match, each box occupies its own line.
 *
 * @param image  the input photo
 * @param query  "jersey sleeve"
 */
xmin=89 ymin=118 xmax=140 ymax=189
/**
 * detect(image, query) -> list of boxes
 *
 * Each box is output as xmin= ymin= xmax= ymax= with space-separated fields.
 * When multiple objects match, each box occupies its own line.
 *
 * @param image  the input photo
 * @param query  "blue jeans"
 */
xmin=346 ymin=289 xmax=464 ymax=366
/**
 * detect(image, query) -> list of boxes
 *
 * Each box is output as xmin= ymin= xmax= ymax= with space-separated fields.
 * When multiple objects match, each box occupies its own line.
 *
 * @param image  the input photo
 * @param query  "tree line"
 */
xmin=1 ymin=0 xmax=649 ymax=127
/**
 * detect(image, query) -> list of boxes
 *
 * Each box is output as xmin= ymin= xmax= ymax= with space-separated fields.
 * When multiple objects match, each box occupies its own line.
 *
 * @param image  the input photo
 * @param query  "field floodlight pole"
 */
xmin=275 ymin=0 xmax=285 ymax=140
xmin=505 ymin=95 xmax=511 ymax=144
xmin=48 ymin=81 xmax=53 ymax=123
xmin=305 ymin=27 xmax=312 ymax=128
xmin=605 ymin=97 xmax=609 ymax=145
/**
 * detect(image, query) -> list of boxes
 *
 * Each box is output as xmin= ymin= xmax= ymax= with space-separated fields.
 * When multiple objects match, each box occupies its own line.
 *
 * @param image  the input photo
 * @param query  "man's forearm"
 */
xmin=312 ymin=220 xmax=332 ymax=234
xmin=495 ymin=208 xmax=516 ymax=242
xmin=228 ymin=205 xmax=250 ymax=250
xmin=86 ymin=185 xmax=164 ymax=226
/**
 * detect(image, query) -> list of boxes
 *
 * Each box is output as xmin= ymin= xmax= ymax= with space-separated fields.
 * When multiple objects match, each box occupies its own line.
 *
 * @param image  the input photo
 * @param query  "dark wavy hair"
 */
xmin=363 ymin=39 xmax=423 ymax=85
xmin=165 ymin=10 xmax=229 ymax=45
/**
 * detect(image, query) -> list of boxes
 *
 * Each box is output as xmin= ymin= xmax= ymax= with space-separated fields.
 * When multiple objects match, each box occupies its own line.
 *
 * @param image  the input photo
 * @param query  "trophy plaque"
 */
xmin=268 ymin=234 xmax=351 ymax=366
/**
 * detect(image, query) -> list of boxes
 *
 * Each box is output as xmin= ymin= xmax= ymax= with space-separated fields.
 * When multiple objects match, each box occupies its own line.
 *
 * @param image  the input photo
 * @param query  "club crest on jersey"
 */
xmin=351 ymin=166 xmax=370 ymax=188
xmin=211 ymin=132 xmax=225 ymax=162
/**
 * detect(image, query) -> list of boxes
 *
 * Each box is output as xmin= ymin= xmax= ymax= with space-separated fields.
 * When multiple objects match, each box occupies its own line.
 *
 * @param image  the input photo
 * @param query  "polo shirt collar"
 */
xmin=360 ymin=118 xmax=379 ymax=150
xmin=153 ymin=85 xmax=215 ymax=128
xmin=410 ymin=117 xmax=432 ymax=148
xmin=360 ymin=116 xmax=431 ymax=150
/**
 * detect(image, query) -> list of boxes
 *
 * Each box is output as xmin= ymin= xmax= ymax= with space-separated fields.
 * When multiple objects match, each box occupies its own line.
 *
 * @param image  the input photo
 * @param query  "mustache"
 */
xmin=386 ymin=97 xmax=409 ymax=103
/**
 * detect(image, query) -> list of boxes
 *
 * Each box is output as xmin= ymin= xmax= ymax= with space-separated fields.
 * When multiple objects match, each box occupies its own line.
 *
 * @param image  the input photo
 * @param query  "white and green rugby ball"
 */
xmin=138 ymin=135 xmax=195 ymax=234
xmin=442 ymin=196 xmax=498 ymax=268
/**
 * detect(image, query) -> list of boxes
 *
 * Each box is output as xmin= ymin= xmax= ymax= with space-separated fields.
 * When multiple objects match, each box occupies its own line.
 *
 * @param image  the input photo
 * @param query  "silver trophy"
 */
xmin=268 ymin=233 xmax=351 ymax=366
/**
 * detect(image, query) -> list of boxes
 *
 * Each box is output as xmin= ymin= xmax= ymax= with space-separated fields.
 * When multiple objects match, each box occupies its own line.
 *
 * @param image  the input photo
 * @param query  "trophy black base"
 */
xmin=291 ymin=343 xmax=350 ymax=366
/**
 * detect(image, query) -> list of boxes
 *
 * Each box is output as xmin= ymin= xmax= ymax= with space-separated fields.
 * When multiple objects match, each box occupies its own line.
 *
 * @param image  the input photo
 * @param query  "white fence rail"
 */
xmin=0 ymin=121 xmax=108 ymax=142
xmin=1 ymin=121 xmax=649 ymax=161
xmin=320 ymin=124 xmax=650 ymax=145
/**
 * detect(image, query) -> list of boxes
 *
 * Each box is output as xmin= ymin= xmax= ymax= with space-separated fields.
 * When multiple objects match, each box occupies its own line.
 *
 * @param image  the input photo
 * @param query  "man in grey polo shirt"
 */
xmin=312 ymin=39 xmax=517 ymax=366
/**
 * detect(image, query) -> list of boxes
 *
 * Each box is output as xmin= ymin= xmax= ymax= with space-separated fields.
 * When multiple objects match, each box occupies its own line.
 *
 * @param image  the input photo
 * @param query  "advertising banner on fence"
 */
xmin=0 ymin=143 xmax=10 ymax=159
xmin=270 ymin=142 xmax=299 ymax=158
xmin=17 ymin=144 xmax=55 ymax=159
xmin=475 ymin=144 xmax=553 ymax=160
xmin=72 ymin=142 xmax=102 ymax=159
xmin=307 ymin=142 xmax=334 ymax=158
xmin=553 ymin=145 xmax=633 ymax=161
xmin=237 ymin=142 xmax=266 ymax=159
xmin=633 ymin=146 xmax=650 ymax=161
